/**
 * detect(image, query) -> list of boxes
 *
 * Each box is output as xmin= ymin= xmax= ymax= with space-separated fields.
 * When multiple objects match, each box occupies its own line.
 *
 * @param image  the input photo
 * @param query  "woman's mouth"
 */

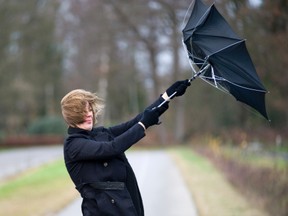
xmin=85 ymin=118 xmax=92 ymax=124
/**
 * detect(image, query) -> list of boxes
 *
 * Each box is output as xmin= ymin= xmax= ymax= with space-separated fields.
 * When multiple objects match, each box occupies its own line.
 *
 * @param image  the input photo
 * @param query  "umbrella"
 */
xmin=181 ymin=0 xmax=269 ymax=120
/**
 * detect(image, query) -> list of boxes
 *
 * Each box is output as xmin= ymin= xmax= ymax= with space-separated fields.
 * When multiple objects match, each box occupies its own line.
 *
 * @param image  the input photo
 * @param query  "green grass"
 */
xmin=220 ymin=146 xmax=288 ymax=170
xmin=0 ymin=160 xmax=66 ymax=199
xmin=0 ymin=159 xmax=77 ymax=216
xmin=178 ymin=147 xmax=215 ymax=172
xmin=170 ymin=147 xmax=268 ymax=216
xmin=0 ymin=160 xmax=67 ymax=198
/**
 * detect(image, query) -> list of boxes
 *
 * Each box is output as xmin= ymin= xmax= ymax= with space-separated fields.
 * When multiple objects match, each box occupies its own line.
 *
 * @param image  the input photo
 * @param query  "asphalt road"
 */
xmin=57 ymin=150 xmax=198 ymax=216
xmin=0 ymin=145 xmax=63 ymax=180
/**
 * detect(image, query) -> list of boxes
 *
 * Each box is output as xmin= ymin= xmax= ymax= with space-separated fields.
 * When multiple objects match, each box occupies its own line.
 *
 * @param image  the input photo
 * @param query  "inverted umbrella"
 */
xmin=180 ymin=0 xmax=269 ymax=120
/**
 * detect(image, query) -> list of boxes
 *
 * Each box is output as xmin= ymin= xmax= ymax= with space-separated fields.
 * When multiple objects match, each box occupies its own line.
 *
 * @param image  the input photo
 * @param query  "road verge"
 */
xmin=169 ymin=147 xmax=268 ymax=216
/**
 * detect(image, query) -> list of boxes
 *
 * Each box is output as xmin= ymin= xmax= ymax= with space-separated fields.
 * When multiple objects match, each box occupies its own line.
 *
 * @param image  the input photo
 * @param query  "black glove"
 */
xmin=156 ymin=101 xmax=169 ymax=116
xmin=166 ymin=79 xmax=191 ymax=99
xmin=139 ymin=108 xmax=160 ymax=129
xmin=144 ymin=96 xmax=170 ymax=116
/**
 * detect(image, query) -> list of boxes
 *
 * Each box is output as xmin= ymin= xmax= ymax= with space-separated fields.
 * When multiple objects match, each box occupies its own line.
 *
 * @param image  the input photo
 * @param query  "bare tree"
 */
xmin=0 ymin=0 xmax=62 ymax=135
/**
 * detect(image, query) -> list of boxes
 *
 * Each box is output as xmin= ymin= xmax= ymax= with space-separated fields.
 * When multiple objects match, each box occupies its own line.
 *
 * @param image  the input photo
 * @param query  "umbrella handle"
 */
xmin=155 ymin=91 xmax=177 ymax=108
xmin=154 ymin=65 xmax=210 ymax=109
xmin=155 ymin=75 xmax=200 ymax=109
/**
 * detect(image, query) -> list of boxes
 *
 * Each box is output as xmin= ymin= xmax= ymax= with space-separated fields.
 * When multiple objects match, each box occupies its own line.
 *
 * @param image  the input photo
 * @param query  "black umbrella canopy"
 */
xmin=182 ymin=0 xmax=269 ymax=120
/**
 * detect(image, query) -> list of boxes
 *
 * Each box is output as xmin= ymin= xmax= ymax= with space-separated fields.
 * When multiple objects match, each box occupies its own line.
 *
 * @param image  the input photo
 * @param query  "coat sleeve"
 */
xmin=65 ymin=124 xmax=145 ymax=161
xmin=145 ymin=95 xmax=166 ymax=110
xmin=109 ymin=96 xmax=167 ymax=136
xmin=108 ymin=113 xmax=142 ymax=136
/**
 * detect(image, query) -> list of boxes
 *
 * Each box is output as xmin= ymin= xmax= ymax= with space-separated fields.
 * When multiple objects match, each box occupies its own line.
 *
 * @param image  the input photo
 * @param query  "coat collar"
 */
xmin=67 ymin=126 xmax=88 ymax=135
xmin=67 ymin=126 xmax=104 ymax=136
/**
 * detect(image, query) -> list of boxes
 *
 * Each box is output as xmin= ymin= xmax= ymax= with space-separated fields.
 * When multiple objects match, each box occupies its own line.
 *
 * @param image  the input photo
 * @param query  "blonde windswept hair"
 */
xmin=61 ymin=89 xmax=105 ymax=127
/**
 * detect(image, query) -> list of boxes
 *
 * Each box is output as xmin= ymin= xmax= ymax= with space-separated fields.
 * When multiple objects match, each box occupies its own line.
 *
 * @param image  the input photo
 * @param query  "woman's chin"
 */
xmin=76 ymin=122 xmax=93 ymax=131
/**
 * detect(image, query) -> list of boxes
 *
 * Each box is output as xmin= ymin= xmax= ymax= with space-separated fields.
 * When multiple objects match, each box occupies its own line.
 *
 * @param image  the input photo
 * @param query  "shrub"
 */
xmin=27 ymin=116 xmax=67 ymax=135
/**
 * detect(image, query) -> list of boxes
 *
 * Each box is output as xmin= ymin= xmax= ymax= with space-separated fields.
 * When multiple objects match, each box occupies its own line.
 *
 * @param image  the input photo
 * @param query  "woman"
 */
xmin=60 ymin=80 xmax=190 ymax=216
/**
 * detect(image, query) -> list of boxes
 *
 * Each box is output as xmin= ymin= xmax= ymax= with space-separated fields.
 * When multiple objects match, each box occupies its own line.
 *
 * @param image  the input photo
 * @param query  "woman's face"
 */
xmin=76 ymin=102 xmax=94 ymax=131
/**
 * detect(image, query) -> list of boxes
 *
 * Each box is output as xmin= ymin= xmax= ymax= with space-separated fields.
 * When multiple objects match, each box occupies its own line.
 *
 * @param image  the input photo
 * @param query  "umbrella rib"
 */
xmin=200 ymin=75 xmax=267 ymax=93
xmin=188 ymin=58 xmax=197 ymax=74
xmin=182 ymin=40 xmax=199 ymax=74
xmin=182 ymin=0 xmax=195 ymax=29
xmin=207 ymin=39 xmax=245 ymax=58
xmin=200 ymin=77 xmax=230 ymax=94
xmin=195 ymin=5 xmax=214 ymax=28
xmin=211 ymin=66 xmax=218 ymax=87
xmin=189 ymin=63 xmax=211 ymax=82
xmin=190 ymin=55 xmax=205 ymax=64
xmin=182 ymin=39 xmax=208 ymax=75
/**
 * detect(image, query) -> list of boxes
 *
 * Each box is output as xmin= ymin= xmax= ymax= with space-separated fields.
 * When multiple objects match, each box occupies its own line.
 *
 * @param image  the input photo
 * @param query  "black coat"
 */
xmin=63 ymin=96 xmax=167 ymax=216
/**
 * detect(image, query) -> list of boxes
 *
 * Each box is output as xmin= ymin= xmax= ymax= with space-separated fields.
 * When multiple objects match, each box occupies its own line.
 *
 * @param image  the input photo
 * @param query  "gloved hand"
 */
xmin=139 ymin=108 xmax=161 ymax=129
xmin=157 ymin=101 xmax=169 ymax=116
xmin=165 ymin=79 xmax=191 ymax=99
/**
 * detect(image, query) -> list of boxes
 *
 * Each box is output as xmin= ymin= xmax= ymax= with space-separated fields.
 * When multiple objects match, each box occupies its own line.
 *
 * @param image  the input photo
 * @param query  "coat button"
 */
xmin=103 ymin=162 xmax=108 ymax=167
xmin=111 ymin=199 xmax=115 ymax=204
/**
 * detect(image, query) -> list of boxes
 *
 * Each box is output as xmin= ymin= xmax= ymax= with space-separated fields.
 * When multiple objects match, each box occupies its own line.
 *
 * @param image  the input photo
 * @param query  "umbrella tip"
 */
xmin=264 ymin=114 xmax=271 ymax=123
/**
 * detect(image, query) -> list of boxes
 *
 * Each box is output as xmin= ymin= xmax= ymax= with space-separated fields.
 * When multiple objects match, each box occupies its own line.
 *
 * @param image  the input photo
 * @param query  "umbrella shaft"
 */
xmin=189 ymin=63 xmax=211 ymax=82
xmin=156 ymin=91 xmax=177 ymax=108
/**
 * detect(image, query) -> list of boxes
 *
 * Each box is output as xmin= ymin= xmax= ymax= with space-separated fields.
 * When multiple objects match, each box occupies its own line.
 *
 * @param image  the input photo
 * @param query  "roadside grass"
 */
xmin=170 ymin=147 xmax=268 ymax=216
xmin=218 ymin=146 xmax=288 ymax=171
xmin=197 ymin=145 xmax=288 ymax=216
xmin=0 ymin=159 xmax=78 ymax=216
